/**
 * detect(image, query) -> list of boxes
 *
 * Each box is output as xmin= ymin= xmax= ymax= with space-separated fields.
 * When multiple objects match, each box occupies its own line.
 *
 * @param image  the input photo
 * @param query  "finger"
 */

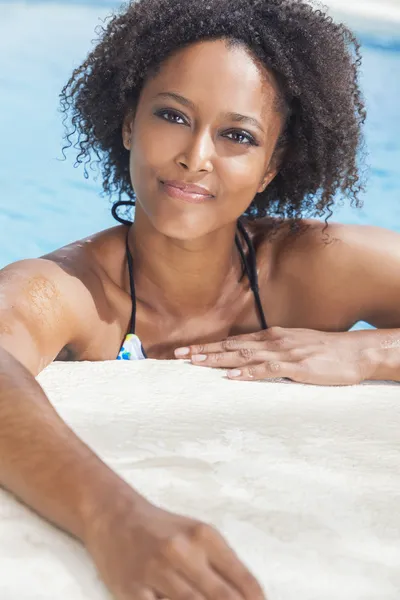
xmin=175 ymin=331 xmax=295 ymax=358
xmin=203 ymin=340 xmax=274 ymax=354
xmin=191 ymin=349 xmax=293 ymax=368
xmin=174 ymin=333 xmax=267 ymax=357
xmin=227 ymin=360 xmax=302 ymax=381
xmin=199 ymin=528 xmax=266 ymax=600
xmin=119 ymin=587 xmax=157 ymax=600
xmin=173 ymin=545 xmax=243 ymax=600
xmin=152 ymin=568 xmax=204 ymax=600
xmin=138 ymin=590 xmax=158 ymax=600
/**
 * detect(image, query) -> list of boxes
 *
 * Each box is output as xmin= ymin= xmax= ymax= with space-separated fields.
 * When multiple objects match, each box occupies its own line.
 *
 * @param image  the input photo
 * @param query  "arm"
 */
xmin=283 ymin=221 xmax=400 ymax=382
xmin=0 ymin=345 xmax=146 ymax=540
xmin=327 ymin=223 xmax=400 ymax=382
xmin=0 ymin=258 xmax=263 ymax=600
xmin=0 ymin=258 xmax=143 ymax=538
xmin=181 ymin=222 xmax=400 ymax=384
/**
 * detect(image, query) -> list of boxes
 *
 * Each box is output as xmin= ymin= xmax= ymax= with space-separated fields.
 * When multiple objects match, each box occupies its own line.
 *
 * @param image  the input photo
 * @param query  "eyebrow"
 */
xmin=154 ymin=92 xmax=265 ymax=134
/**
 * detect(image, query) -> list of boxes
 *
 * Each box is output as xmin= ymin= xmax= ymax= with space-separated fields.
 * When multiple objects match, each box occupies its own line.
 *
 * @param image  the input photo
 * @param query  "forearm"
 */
xmin=353 ymin=329 xmax=400 ymax=382
xmin=0 ymin=346 xmax=146 ymax=541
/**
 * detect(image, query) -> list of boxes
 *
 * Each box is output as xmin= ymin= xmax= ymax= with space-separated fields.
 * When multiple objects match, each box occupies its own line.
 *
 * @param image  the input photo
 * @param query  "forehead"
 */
xmin=144 ymin=39 xmax=279 ymax=118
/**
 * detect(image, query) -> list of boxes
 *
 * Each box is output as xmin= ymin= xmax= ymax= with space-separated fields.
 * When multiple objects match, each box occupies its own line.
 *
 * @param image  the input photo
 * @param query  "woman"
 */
xmin=1 ymin=0 xmax=399 ymax=598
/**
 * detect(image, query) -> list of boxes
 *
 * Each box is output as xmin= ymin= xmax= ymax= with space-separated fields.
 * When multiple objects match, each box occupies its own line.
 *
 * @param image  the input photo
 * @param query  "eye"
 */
xmin=225 ymin=130 xmax=258 ymax=146
xmin=154 ymin=108 xmax=187 ymax=125
xmin=154 ymin=109 xmax=258 ymax=146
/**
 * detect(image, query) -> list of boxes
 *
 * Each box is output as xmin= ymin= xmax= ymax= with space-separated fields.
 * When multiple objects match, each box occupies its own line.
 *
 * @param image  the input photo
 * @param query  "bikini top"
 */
xmin=117 ymin=219 xmax=268 ymax=360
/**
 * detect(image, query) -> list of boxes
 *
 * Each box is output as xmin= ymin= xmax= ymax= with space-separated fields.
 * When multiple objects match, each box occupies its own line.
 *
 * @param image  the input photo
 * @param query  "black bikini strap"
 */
xmin=125 ymin=230 xmax=137 ymax=334
xmin=236 ymin=220 xmax=268 ymax=331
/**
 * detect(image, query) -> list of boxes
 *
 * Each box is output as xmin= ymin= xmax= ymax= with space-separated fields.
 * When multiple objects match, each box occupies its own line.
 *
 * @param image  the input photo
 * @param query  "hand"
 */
xmin=175 ymin=326 xmax=375 ymax=386
xmin=84 ymin=483 xmax=266 ymax=600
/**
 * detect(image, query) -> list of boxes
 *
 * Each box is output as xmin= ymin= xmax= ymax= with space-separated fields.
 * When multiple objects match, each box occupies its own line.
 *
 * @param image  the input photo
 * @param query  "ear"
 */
xmin=257 ymin=144 xmax=286 ymax=194
xmin=122 ymin=112 xmax=134 ymax=151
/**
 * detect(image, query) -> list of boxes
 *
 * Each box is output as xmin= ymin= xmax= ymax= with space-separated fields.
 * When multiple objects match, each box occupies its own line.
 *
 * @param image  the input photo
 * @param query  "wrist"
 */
xmin=364 ymin=346 xmax=400 ymax=381
xmin=78 ymin=462 xmax=150 ymax=544
xmin=349 ymin=330 xmax=400 ymax=382
xmin=361 ymin=340 xmax=400 ymax=381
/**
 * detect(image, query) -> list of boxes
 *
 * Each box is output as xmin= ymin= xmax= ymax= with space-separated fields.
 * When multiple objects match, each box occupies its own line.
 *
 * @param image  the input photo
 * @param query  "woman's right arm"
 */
xmin=0 ymin=343 xmax=141 ymax=538
xmin=0 ymin=258 xmax=265 ymax=600
xmin=0 ymin=257 xmax=140 ymax=537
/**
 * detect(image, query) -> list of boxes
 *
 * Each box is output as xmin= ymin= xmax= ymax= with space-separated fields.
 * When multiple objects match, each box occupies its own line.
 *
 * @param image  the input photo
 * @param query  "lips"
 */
xmin=161 ymin=180 xmax=213 ymax=196
xmin=160 ymin=180 xmax=214 ymax=204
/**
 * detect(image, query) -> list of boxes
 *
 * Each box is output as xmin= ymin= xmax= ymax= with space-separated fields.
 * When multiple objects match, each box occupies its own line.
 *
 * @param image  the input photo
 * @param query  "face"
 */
xmin=122 ymin=38 xmax=284 ymax=240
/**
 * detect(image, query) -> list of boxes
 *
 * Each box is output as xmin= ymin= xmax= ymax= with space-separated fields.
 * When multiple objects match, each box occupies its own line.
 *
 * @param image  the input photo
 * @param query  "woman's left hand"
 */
xmin=174 ymin=327 xmax=376 ymax=386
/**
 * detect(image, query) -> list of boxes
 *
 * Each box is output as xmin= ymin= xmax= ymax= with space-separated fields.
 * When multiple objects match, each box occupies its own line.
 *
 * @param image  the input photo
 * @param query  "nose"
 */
xmin=176 ymin=128 xmax=214 ymax=173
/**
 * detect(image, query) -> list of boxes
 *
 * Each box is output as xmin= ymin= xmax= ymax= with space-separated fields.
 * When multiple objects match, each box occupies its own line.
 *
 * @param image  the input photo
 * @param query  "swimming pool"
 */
xmin=0 ymin=2 xmax=399 ymax=267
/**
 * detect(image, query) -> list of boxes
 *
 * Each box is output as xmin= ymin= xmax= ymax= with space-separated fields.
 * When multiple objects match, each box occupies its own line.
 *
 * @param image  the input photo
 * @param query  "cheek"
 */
xmin=129 ymin=123 xmax=187 ymax=196
xmin=133 ymin=116 xmax=185 ymax=166
xmin=218 ymin=154 xmax=263 ymax=209
xmin=129 ymin=131 xmax=161 ymax=196
xmin=223 ymin=154 xmax=261 ymax=187
xmin=130 ymin=124 xmax=158 ymax=171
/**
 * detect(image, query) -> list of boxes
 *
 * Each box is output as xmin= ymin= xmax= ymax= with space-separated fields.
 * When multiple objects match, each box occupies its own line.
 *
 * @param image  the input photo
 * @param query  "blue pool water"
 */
xmin=0 ymin=1 xmax=399 ymax=271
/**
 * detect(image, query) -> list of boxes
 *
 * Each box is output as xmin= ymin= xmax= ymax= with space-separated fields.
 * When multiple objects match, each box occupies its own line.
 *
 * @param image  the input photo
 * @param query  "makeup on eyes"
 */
xmin=153 ymin=107 xmax=260 ymax=146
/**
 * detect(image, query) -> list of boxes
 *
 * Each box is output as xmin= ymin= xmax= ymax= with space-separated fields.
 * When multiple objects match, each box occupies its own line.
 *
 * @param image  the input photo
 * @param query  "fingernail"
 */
xmin=228 ymin=369 xmax=242 ymax=378
xmin=175 ymin=347 xmax=190 ymax=357
xmin=191 ymin=354 xmax=207 ymax=362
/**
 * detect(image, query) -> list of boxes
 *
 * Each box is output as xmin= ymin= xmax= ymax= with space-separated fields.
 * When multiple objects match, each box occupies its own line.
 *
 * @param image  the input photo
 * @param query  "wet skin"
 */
xmin=1 ymin=39 xmax=400 ymax=380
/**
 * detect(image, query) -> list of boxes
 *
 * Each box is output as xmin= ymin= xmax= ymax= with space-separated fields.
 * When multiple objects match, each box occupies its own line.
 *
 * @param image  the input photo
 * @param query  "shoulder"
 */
xmin=252 ymin=216 xmax=400 ymax=270
xmin=41 ymin=224 xmax=128 ymax=290
xmin=0 ymin=225 xmax=128 ymax=371
xmin=40 ymin=224 xmax=130 ymax=334
xmin=282 ymin=219 xmax=400 ymax=274
xmin=254 ymin=217 xmax=400 ymax=327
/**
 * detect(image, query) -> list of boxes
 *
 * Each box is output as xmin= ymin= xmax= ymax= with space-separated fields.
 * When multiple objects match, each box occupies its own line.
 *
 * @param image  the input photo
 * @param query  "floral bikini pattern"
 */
xmin=117 ymin=333 xmax=146 ymax=360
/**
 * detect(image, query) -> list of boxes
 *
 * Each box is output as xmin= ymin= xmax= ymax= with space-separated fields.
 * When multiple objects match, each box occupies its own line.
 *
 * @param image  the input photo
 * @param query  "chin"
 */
xmin=135 ymin=186 xmax=224 ymax=240
xmin=149 ymin=209 xmax=217 ymax=241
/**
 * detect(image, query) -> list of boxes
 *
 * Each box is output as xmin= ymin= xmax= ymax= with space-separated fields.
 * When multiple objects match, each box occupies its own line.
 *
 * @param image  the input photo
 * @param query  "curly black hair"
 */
xmin=60 ymin=0 xmax=366 ymax=229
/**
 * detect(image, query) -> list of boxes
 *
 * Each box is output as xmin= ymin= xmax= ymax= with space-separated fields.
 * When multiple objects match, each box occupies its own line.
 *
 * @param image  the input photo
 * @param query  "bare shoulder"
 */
xmin=281 ymin=218 xmax=400 ymax=271
xmin=254 ymin=217 xmax=400 ymax=328
xmin=39 ymin=223 xmax=129 ymax=338
xmin=253 ymin=216 xmax=400 ymax=271
xmin=0 ymin=225 xmax=127 ymax=373
xmin=43 ymin=224 xmax=127 ymax=286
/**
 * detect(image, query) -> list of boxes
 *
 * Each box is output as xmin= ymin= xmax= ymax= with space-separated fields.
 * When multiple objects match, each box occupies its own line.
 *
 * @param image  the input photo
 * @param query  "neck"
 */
xmin=127 ymin=209 xmax=245 ymax=317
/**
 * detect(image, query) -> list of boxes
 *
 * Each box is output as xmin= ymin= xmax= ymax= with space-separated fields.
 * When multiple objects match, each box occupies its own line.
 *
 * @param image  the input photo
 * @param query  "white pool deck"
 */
xmin=1 ymin=361 xmax=400 ymax=599
xmin=1 ymin=1 xmax=400 ymax=599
